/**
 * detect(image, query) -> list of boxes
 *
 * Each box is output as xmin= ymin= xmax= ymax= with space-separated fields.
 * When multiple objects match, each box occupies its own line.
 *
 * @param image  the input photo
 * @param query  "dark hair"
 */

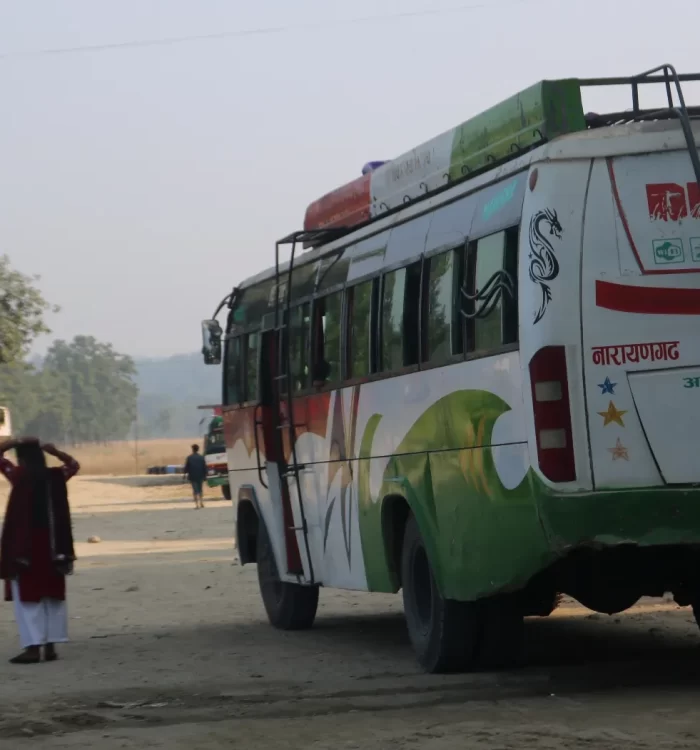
xmin=192 ymin=444 xmax=200 ymax=453
xmin=16 ymin=442 xmax=50 ymax=525
xmin=15 ymin=441 xmax=47 ymax=474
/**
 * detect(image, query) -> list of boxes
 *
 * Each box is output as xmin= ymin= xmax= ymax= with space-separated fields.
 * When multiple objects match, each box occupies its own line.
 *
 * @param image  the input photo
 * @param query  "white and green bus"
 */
xmin=202 ymin=65 xmax=700 ymax=672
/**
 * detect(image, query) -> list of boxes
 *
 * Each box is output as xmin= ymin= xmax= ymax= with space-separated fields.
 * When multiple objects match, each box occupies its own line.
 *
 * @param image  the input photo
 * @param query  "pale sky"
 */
xmin=1 ymin=0 xmax=698 ymax=358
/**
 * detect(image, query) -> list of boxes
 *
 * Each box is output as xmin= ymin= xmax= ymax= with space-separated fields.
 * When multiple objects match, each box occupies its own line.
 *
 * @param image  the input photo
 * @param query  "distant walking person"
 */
xmin=0 ymin=438 xmax=80 ymax=665
xmin=184 ymin=444 xmax=207 ymax=509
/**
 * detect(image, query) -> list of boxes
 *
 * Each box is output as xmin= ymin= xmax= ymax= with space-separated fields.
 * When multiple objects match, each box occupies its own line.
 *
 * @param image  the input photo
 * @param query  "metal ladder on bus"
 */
xmin=581 ymin=63 xmax=700 ymax=186
xmin=271 ymin=228 xmax=351 ymax=584
xmin=272 ymin=232 xmax=316 ymax=584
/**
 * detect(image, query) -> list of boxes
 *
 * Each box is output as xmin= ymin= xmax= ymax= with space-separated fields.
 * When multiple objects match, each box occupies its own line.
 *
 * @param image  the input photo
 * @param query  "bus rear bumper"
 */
xmin=540 ymin=485 xmax=700 ymax=553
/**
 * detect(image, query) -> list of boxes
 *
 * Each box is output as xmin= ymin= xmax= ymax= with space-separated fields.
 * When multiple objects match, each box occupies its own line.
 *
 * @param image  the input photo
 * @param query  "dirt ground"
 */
xmin=2 ymin=477 xmax=700 ymax=748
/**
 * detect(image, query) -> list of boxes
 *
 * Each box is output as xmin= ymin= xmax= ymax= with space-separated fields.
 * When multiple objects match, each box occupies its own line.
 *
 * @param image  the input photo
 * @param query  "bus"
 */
xmin=198 ymin=407 xmax=232 ymax=500
xmin=201 ymin=65 xmax=700 ymax=673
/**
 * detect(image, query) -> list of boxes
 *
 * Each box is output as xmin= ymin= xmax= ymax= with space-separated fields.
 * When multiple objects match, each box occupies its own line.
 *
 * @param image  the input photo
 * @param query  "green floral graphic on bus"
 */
xmin=357 ymin=390 xmax=550 ymax=601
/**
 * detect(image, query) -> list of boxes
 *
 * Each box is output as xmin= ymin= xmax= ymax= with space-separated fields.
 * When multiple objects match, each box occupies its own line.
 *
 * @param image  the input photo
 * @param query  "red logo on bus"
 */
xmin=646 ymin=182 xmax=700 ymax=221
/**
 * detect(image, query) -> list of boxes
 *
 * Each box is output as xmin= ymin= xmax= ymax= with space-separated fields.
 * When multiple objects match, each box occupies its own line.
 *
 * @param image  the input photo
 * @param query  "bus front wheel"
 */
xmin=401 ymin=515 xmax=480 ymax=673
xmin=256 ymin=521 xmax=319 ymax=631
xmin=221 ymin=484 xmax=232 ymax=501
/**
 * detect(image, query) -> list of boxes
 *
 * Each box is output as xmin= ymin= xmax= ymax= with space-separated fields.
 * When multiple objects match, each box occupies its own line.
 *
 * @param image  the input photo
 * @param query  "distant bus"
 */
xmin=202 ymin=65 xmax=700 ymax=672
xmin=198 ymin=406 xmax=231 ymax=500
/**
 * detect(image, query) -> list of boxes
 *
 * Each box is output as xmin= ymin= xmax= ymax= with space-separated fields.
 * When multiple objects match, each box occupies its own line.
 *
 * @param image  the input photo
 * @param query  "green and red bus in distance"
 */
xmin=201 ymin=64 xmax=700 ymax=672
xmin=198 ymin=405 xmax=231 ymax=501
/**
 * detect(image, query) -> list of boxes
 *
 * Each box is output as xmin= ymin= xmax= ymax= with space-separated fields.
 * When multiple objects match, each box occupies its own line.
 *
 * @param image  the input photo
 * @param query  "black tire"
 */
xmin=256 ymin=520 xmax=319 ymax=630
xmin=477 ymin=596 xmax=525 ymax=670
xmin=221 ymin=484 xmax=232 ymax=501
xmin=401 ymin=515 xmax=480 ymax=673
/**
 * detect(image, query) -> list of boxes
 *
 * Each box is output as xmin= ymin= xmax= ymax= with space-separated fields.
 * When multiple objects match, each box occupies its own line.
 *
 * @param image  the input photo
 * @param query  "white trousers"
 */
xmin=11 ymin=581 xmax=69 ymax=649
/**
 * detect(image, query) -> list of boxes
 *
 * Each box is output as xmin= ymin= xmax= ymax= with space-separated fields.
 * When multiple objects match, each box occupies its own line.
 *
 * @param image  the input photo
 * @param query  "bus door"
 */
xmin=582 ymin=151 xmax=700 ymax=488
xmin=257 ymin=328 xmax=307 ymax=578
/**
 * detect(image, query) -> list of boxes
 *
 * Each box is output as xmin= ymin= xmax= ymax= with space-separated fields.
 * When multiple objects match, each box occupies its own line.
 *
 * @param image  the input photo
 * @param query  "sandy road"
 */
xmin=2 ymin=476 xmax=700 ymax=748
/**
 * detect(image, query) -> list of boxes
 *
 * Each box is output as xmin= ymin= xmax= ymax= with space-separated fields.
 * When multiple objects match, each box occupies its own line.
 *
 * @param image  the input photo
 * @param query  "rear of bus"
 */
xmin=520 ymin=118 xmax=700 ymax=614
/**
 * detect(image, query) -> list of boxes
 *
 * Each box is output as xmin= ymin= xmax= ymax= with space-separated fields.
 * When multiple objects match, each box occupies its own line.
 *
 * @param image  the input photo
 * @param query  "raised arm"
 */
xmin=42 ymin=443 xmax=80 ymax=481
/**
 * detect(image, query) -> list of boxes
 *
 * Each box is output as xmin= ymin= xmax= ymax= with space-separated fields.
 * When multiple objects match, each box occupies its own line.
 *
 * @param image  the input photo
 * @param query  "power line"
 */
xmin=0 ymin=0 xmax=542 ymax=60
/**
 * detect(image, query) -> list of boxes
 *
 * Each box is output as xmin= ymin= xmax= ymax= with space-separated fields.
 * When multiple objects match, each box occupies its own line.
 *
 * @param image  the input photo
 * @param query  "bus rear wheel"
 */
xmin=221 ymin=484 xmax=232 ymax=501
xmin=401 ymin=516 xmax=480 ymax=673
xmin=256 ymin=520 xmax=319 ymax=631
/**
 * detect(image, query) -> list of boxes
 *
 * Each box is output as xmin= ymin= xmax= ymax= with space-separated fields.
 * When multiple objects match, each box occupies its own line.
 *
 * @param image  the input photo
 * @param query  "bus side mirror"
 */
xmin=201 ymin=320 xmax=223 ymax=365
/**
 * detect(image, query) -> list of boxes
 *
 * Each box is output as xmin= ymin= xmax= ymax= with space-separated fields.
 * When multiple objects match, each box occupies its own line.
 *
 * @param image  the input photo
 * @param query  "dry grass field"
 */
xmin=64 ymin=438 xmax=197 ymax=475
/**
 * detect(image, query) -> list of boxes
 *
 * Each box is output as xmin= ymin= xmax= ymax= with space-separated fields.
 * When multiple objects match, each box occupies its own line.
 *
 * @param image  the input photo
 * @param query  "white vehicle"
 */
xmin=0 ymin=407 xmax=11 ymax=439
xmin=202 ymin=65 xmax=700 ymax=673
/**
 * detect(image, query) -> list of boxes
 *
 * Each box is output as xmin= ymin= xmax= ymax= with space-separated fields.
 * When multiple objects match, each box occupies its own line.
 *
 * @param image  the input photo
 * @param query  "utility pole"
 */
xmin=133 ymin=402 xmax=139 ymax=475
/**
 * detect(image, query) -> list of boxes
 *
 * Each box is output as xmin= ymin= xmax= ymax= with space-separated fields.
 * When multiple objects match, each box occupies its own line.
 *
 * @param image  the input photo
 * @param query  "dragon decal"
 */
xmin=528 ymin=208 xmax=563 ymax=324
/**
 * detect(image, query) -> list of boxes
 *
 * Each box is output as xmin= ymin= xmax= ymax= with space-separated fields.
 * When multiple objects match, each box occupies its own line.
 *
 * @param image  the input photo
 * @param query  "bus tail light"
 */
xmin=529 ymin=346 xmax=576 ymax=482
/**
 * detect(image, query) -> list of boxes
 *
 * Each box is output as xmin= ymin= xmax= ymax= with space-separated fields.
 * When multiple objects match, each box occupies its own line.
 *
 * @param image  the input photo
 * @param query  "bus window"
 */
xmin=289 ymin=303 xmax=311 ymax=391
xmin=313 ymin=293 xmax=342 ymax=385
xmin=347 ymin=280 xmax=375 ymax=379
xmin=472 ymin=231 xmax=506 ymax=352
xmin=380 ymin=262 xmax=421 ymax=372
xmin=502 ymin=229 xmax=519 ymax=345
xmin=225 ymin=336 xmax=243 ymax=405
xmin=425 ymin=250 xmax=460 ymax=363
xmin=245 ymin=332 xmax=259 ymax=403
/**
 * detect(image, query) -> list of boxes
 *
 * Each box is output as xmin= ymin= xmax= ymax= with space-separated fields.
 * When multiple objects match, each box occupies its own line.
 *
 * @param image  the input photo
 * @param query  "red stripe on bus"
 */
xmin=596 ymin=279 xmax=700 ymax=314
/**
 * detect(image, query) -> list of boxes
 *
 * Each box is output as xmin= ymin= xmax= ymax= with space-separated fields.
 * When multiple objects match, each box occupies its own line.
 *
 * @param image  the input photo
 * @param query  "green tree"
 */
xmin=21 ymin=368 xmax=73 ymax=442
xmin=0 ymin=362 xmax=71 ymax=442
xmin=0 ymin=255 xmax=56 ymax=365
xmin=153 ymin=408 xmax=172 ymax=436
xmin=43 ymin=336 xmax=138 ymax=443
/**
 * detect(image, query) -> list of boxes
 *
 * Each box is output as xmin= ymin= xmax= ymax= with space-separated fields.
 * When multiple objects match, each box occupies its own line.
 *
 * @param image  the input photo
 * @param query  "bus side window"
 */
xmin=313 ymin=293 xmax=342 ymax=385
xmin=380 ymin=262 xmax=421 ymax=372
xmin=289 ymin=303 xmax=311 ymax=392
xmin=467 ymin=228 xmax=518 ymax=353
xmin=225 ymin=336 xmax=243 ymax=405
xmin=346 ymin=279 xmax=376 ymax=379
xmin=473 ymin=232 xmax=505 ymax=352
xmin=424 ymin=250 xmax=461 ymax=363
xmin=245 ymin=332 xmax=260 ymax=403
xmin=502 ymin=228 xmax=519 ymax=345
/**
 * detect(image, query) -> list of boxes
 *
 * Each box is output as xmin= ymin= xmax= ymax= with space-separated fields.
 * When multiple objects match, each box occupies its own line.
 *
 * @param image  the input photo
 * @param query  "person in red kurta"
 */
xmin=0 ymin=437 xmax=79 ymax=664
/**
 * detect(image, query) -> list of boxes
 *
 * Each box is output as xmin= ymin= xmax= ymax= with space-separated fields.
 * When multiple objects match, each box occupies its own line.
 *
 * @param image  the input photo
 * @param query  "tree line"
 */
xmin=0 ymin=255 xmax=139 ymax=444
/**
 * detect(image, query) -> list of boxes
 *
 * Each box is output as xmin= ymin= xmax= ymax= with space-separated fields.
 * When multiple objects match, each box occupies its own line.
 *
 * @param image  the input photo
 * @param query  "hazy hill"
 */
xmin=135 ymin=352 xmax=221 ymax=438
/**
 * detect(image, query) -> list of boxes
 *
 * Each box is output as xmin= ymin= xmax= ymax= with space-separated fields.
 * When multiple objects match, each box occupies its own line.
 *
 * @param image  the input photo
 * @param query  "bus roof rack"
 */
xmin=586 ymin=108 xmax=700 ymax=127
xmin=294 ymin=64 xmax=699 ymax=250
xmin=277 ymin=228 xmax=353 ymax=248
xmin=580 ymin=64 xmax=700 ymax=186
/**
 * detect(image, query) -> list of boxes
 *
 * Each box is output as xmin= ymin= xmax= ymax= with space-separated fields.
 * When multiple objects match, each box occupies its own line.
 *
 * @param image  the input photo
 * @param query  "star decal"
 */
xmin=598 ymin=377 xmax=617 ymax=395
xmin=608 ymin=438 xmax=629 ymax=462
xmin=598 ymin=401 xmax=627 ymax=427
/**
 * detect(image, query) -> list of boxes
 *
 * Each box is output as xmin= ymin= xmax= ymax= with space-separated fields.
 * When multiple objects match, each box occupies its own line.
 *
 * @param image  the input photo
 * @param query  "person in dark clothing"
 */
xmin=184 ymin=444 xmax=207 ymax=509
xmin=0 ymin=437 xmax=79 ymax=665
